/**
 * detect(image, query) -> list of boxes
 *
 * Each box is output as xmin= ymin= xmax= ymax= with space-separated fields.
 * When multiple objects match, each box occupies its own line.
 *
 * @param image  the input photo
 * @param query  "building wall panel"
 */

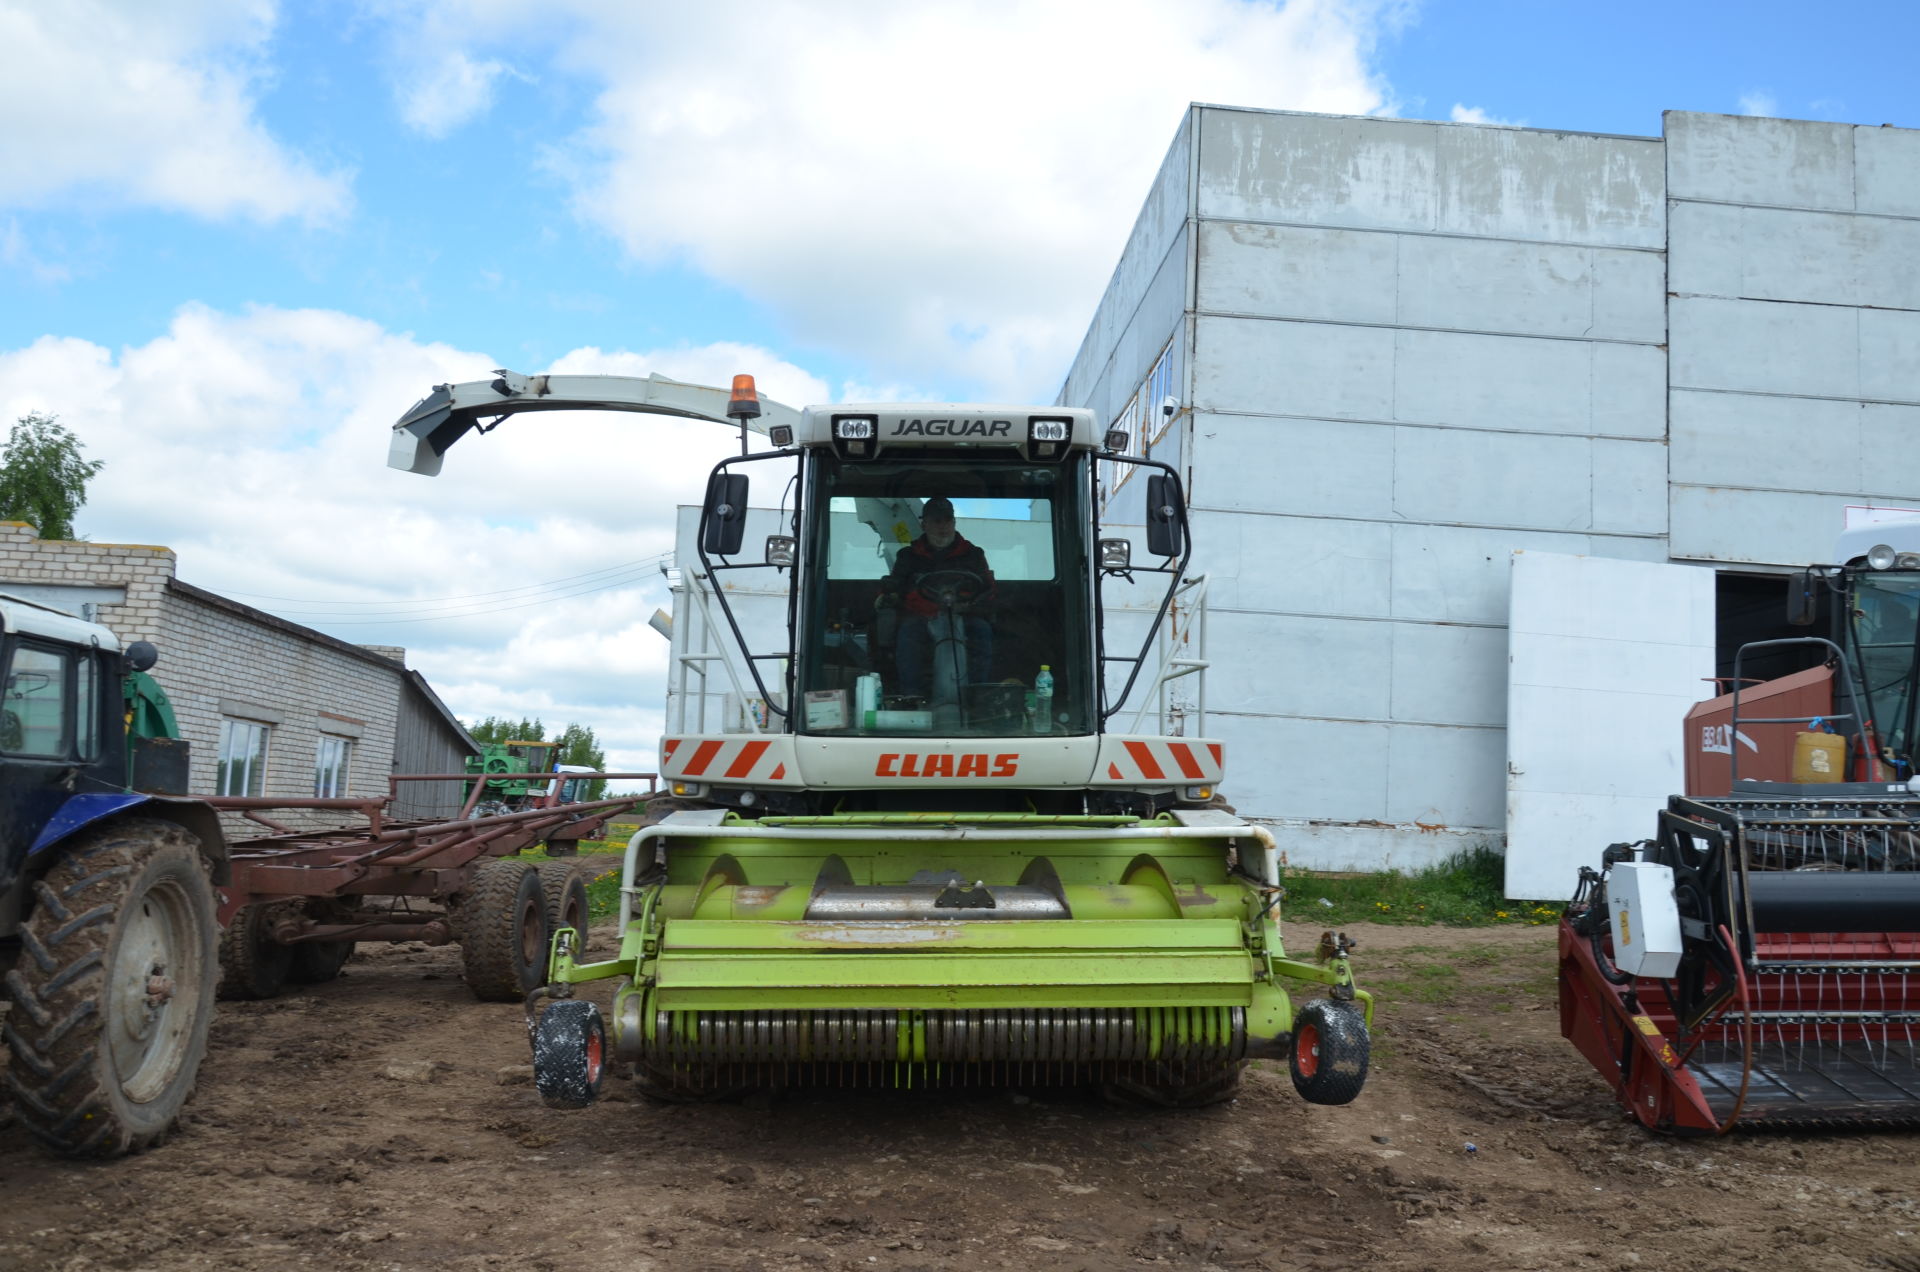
xmin=1665 ymin=112 xmax=1854 ymax=208
xmin=1204 ymin=610 xmax=1392 ymax=720
xmin=1669 ymin=391 xmax=1865 ymax=491
xmin=1389 ymin=622 xmax=1508 ymax=728
xmin=1197 ymin=111 xmax=1438 ymax=232
xmin=1188 ymin=413 xmax=1396 ymax=520
xmin=1393 ymin=329 xmax=1663 ymax=437
xmin=1193 ymin=315 xmax=1394 ymax=420
xmin=1857 ymin=125 xmax=1920 ymax=216
xmin=1669 ymin=485 xmax=1862 ymax=566
xmin=1860 ymin=308 xmax=1920 ymax=404
xmin=1396 ymin=235 xmax=1663 ymax=340
xmin=1211 ymin=714 xmax=1390 ymax=822
xmin=1671 ymin=202 xmax=1920 ymax=309
xmin=1195 ymin=221 xmax=1398 ymax=324
xmin=1390 ymin=427 xmax=1594 ymax=530
xmin=1433 ymin=124 xmax=1665 ymax=248
xmin=1189 ymin=510 xmax=1392 ymax=617
xmin=1385 ymin=723 xmax=1507 ymax=827
xmin=1670 ymin=296 xmax=1859 ymax=398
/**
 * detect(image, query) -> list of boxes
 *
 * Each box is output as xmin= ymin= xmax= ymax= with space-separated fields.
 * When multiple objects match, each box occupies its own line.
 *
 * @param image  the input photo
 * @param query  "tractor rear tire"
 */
xmin=1289 ymin=998 xmax=1370 ymax=1106
xmin=458 ymin=860 xmax=550 ymax=1002
xmin=533 ymin=1000 xmax=606 ymax=1108
xmin=1102 ymin=1061 xmax=1245 ymax=1109
xmin=1 ymin=818 xmax=217 ymax=1157
xmin=218 ymin=903 xmax=293 ymax=1000
xmin=536 ymin=862 xmax=590 ymax=953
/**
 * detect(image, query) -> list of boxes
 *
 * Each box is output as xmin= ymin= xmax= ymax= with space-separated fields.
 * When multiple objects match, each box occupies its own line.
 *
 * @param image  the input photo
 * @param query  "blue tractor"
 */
xmin=0 ymin=593 xmax=227 ymax=1156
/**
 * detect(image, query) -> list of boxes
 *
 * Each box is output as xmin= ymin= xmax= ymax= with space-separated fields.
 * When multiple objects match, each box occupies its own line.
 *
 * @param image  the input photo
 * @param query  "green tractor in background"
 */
xmin=463 ymin=739 xmax=561 ymax=818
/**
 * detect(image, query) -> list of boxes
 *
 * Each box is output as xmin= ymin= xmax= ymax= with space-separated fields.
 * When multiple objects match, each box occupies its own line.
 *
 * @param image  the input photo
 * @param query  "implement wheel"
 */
xmin=458 ymin=860 xmax=550 ymax=1002
xmin=2 ymin=819 xmax=217 ymax=1156
xmin=289 ymin=938 xmax=354 ymax=985
xmin=533 ymin=1000 xmax=606 ymax=1108
xmin=536 ymin=862 xmax=590 ymax=953
xmin=1290 ymin=999 xmax=1369 ymax=1106
xmin=287 ymin=901 xmax=354 ymax=984
xmin=218 ymin=903 xmax=293 ymax=1000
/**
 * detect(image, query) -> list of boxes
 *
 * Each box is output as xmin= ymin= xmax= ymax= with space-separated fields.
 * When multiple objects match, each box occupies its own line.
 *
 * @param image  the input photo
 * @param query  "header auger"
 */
xmin=391 ymin=371 xmax=1372 ymax=1108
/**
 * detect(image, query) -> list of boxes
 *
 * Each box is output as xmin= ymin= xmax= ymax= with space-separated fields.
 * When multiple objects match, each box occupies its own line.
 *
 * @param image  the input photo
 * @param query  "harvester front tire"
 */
xmin=1 ymin=819 xmax=217 ymax=1157
xmin=533 ymin=1000 xmax=606 ymax=1108
xmin=1290 ymin=999 xmax=1369 ymax=1106
xmin=1102 ymin=1062 xmax=1244 ymax=1109
xmin=459 ymin=860 xmax=550 ymax=1002
xmin=217 ymin=903 xmax=293 ymax=1000
xmin=536 ymin=861 xmax=590 ymax=954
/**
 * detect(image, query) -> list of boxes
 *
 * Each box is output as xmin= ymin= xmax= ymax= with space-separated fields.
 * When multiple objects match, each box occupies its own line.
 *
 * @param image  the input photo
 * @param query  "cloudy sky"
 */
xmin=2 ymin=0 xmax=1915 ymax=780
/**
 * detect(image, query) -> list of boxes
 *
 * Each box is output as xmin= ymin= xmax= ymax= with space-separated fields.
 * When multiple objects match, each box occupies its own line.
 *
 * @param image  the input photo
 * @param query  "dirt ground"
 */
xmin=4 ymin=913 xmax=1919 ymax=1272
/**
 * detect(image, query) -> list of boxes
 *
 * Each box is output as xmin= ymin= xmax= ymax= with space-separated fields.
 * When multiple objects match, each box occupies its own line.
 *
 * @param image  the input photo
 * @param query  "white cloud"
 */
xmin=396 ymin=49 xmax=521 ymax=138
xmin=0 ymin=0 xmax=350 ymax=223
xmin=0 ymin=306 xmax=832 ymax=771
xmin=1738 ymin=91 xmax=1779 ymax=118
xmin=0 ymin=219 xmax=71 ymax=284
xmin=1449 ymin=103 xmax=1523 ymax=127
xmin=378 ymin=0 xmax=1401 ymax=399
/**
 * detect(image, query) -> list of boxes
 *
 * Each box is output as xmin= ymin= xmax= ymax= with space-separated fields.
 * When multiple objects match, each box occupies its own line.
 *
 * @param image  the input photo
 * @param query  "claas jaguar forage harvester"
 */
xmin=389 ymin=370 xmax=1371 ymax=1107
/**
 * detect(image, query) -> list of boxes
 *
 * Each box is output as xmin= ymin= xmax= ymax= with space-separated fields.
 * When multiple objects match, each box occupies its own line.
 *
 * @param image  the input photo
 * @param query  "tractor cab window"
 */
xmin=800 ymin=454 xmax=1093 ymax=737
xmin=1851 ymin=571 xmax=1920 ymax=762
xmin=1 ymin=642 xmax=75 ymax=758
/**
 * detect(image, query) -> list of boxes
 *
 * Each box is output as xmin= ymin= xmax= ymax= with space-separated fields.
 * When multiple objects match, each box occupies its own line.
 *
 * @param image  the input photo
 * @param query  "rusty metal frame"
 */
xmin=211 ymin=772 xmax=657 ymax=934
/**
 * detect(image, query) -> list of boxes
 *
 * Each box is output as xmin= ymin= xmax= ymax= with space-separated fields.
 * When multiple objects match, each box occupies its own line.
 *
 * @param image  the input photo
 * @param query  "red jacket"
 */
xmin=886 ymin=533 xmax=997 ymax=619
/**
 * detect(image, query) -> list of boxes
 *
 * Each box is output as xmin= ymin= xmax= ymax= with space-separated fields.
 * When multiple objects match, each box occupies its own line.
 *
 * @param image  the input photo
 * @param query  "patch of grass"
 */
xmin=584 ymin=865 xmax=624 ymax=920
xmin=1281 ymin=843 xmax=1563 ymax=927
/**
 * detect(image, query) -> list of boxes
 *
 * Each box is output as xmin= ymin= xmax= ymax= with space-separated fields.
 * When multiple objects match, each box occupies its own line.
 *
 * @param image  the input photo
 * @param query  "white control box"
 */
xmin=1610 ymin=861 xmax=1683 ymax=979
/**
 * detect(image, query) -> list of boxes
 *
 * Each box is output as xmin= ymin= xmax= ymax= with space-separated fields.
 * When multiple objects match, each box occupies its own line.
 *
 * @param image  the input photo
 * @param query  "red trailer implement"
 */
xmin=208 ymin=771 xmax=655 ymax=1002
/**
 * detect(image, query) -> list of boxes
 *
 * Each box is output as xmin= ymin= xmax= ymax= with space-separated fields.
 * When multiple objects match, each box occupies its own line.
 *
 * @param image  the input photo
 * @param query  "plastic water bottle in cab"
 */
xmin=1033 ymin=665 xmax=1054 ymax=734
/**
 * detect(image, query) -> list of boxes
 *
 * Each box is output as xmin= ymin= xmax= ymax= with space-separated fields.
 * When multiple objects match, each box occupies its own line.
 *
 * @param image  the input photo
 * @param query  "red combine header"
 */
xmin=1560 ymin=517 xmax=1920 ymax=1132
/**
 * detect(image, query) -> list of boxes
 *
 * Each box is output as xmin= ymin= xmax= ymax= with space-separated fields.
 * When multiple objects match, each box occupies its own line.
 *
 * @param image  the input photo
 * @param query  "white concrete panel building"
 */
xmin=1062 ymin=106 xmax=1920 ymax=890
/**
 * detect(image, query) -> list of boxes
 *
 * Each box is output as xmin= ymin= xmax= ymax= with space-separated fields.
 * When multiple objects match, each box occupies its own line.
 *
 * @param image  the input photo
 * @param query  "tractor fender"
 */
xmin=29 ymin=793 xmax=231 ymax=885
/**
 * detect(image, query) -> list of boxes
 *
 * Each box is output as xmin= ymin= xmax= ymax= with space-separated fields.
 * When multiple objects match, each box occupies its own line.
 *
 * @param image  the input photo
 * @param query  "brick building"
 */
xmin=0 ymin=521 xmax=477 ymax=822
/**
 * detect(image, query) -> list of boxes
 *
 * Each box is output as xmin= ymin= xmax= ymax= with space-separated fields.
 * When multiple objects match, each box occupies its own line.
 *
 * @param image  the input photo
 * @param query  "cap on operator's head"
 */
xmin=922 ymin=496 xmax=955 ymax=521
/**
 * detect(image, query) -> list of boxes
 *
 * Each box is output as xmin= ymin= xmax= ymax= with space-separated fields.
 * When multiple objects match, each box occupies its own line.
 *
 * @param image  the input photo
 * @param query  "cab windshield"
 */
xmin=798 ymin=453 xmax=1093 ymax=737
xmin=1850 ymin=571 xmax=1920 ymax=761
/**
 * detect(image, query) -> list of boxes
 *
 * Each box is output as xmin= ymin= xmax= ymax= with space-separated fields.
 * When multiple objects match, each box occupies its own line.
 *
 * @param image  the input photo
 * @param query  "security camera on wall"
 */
xmin=1161 ymin=396 xmax=1178 ymax=418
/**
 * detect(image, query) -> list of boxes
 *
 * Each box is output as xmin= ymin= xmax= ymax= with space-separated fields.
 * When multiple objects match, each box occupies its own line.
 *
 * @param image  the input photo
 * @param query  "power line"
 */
xmin=221 ymin=552 xmax=672 ymax=608
xmin=294 ymin=567 xmax=672 ymax=626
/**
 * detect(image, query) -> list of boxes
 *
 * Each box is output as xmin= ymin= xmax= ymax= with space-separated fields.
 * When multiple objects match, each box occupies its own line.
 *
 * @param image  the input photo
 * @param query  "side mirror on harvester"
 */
xmin=1145 ymin=474 xmax=1184 ymax=559
xmin=702 ymin=473 xmax=749 ymax=556
xmin=1786 ymin=570 xmax=1819 ymax=627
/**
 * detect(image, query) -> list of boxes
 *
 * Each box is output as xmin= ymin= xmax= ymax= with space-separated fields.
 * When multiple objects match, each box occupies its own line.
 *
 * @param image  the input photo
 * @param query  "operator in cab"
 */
xmin=879 ymin=496 xmax=997 ymax=700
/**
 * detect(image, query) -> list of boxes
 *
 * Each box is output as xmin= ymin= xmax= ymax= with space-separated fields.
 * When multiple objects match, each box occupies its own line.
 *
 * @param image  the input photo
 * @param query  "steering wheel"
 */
xmin=914 ymin=569 xmax=986 ymax=609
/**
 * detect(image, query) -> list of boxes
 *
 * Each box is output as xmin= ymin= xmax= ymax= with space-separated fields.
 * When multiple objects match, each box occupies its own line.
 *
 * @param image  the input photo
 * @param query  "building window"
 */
xmin=1102 ymin=338 xmax=1176 ymax=509
xmin=218 ymin=718 xmax=270 ymax=796
xmin=314 ymin=734 xmax=351 ymax=797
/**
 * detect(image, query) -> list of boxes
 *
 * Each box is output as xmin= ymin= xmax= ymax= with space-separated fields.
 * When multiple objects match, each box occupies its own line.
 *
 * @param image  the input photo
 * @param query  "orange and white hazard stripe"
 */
xmin=661 ymin=736 xmax=793 ymax=783
xmin=1098 ymin=738 xmax=1224 ymax=785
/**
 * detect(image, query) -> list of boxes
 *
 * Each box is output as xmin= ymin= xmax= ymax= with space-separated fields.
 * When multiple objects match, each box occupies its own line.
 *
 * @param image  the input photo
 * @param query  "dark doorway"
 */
xmin=1715 ymin=570 xmax=1832 ymax=689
